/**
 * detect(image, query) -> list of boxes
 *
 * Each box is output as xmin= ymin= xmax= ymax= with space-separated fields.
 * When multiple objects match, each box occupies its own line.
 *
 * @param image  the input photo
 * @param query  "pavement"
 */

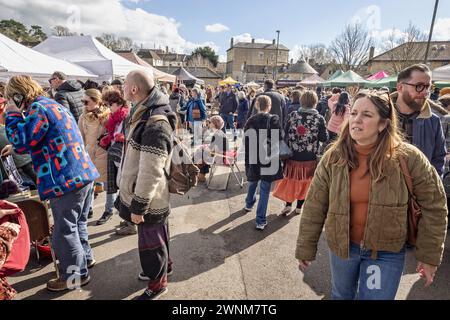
xmin=7 ymin=133 xmax=450 ymax=300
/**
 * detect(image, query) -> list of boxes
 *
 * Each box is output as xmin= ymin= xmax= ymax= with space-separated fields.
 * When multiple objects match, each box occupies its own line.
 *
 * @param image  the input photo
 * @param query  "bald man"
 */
xmin=115 ymin=70 xmax=177 ymax=300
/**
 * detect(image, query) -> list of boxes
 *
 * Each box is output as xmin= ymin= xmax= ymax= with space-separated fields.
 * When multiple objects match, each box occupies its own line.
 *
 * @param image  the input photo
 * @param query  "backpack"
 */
xmin=147 ymin=115 xmax=200 ymax=195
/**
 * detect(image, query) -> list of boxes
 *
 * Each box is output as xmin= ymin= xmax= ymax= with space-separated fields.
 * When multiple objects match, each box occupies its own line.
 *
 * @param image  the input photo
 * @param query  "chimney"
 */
xmin=252 ymin=38 xmax=255 ymax=44
xmin=273 ymin=39 xmax=276 ymax=45
xmin=369 ymin=46 xmax=375 ymax=61
xmin=230 ymin=38 xmax=234 ymax=48
xmin=166 ymin=46 xmax=170 ymax=53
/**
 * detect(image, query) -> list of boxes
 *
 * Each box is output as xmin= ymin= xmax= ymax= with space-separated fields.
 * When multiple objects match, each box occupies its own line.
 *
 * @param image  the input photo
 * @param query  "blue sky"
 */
xmin=1 ymin=0 xmax=449 ymax=62
xmin=122 ymin=0 xmax=450 ymax=59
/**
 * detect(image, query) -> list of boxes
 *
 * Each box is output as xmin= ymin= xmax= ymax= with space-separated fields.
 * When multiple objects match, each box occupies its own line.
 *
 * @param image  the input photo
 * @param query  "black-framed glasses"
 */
xmin=48 ymin=77 xmax=56 ymax=84
xmin=401 ymin=82 xmax=431 ymax=93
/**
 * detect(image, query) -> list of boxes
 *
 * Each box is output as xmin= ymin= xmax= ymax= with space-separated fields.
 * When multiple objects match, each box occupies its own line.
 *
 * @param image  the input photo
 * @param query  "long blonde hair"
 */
xmin=326 ymin=90 xmax=405 ymax=182
xmin=5 ymin=75 xmax=47 ymax=104
xmin=84 ymin=88 xmax=110 ymax=122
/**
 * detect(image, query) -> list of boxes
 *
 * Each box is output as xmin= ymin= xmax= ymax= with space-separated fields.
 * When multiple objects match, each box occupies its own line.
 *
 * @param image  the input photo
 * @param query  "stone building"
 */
xmin=226 ymin=38 xmax=290 ymax=82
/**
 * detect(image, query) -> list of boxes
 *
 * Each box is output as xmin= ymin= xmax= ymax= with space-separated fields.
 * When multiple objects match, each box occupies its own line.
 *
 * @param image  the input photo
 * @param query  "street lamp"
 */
xmin=424 ymin=0 xmax=440 ymax=64
xmin=274 ymin=30 xmax=280 ymax=81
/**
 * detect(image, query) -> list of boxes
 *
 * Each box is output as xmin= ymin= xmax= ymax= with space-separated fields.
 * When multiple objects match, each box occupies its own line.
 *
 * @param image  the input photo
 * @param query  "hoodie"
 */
xmin=54 ymin=80 xmax=84 ymax=122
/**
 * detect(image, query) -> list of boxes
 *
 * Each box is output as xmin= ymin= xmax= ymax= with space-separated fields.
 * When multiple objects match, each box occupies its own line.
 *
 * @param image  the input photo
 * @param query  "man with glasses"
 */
xmin=51 ymin=71 xmax=85 ymax=122
xmin=392 ymin=64 xmax=446 ymax=176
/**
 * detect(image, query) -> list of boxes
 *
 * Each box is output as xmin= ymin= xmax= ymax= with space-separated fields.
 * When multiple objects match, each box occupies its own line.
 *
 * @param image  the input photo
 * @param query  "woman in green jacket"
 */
xmin=296 ymin=90 xmax=448 ymax=300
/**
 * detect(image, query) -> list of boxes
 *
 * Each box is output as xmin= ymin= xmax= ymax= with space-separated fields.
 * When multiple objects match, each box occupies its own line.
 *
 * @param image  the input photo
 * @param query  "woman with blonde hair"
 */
xmin=78 ymin=89 xmax=110 ymax=219
xmin=296 ymin=90 xmax=448 ymax=300
xmin=3 ymin=75 xmax=99 ymax=291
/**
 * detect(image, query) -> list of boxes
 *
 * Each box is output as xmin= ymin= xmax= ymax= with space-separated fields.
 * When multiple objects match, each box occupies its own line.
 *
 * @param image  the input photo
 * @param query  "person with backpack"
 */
xmin=296 ymin=90 xmax=448 ymax=300
xmin=115 ymin=70 xmax=177 ymax=301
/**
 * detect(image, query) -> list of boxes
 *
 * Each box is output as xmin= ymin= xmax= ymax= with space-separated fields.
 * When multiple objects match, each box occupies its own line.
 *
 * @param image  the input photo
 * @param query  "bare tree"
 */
xmin=52 ymin=25 xmax=76 ymax=36
xmin=383 ymin=23 xmax=427 ymax=73
xmin=96 ymin=34 xmax=135 ymax=51
xmin=297 ymin=44 xmax=333 ymax=65
xmin=329 ymin=23 xmax=374 ymax=71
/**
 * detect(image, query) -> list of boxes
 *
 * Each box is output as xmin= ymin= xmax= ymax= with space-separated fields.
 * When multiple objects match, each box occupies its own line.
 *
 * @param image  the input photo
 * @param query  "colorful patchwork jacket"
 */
xmin=6 ymin=96 xmax=99 ymax=201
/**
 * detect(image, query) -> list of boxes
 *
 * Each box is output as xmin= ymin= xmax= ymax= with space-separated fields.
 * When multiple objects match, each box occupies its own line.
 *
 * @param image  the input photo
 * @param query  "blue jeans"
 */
xmin=245 ymin=180 xmax=272 ymax=225
xmin=221 ymin=113 xmax=237 ymax=138
xmin=329 ymin=243 xmax=406 ymax=300
xmin=105 ymin=192 xmax=117 ymax=214
xmin=50 ymin=182 xmax=94 ymax=280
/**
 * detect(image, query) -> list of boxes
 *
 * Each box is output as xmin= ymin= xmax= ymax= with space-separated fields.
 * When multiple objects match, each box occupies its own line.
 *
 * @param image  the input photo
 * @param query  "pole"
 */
xmin=424 ymin=0 xmax=439 ymax=64
xmin=274 ymin=30 xmax=280 ymax=80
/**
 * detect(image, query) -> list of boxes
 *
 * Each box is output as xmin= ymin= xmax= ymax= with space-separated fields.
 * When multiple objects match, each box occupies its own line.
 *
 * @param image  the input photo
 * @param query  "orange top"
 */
xmin=350 ymin=143 xmax=375 ymax=244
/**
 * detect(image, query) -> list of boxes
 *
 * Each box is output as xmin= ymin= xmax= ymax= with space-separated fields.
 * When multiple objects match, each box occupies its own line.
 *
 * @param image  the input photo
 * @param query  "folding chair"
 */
xmin=207 ymin=149 xmax=244 ymax=189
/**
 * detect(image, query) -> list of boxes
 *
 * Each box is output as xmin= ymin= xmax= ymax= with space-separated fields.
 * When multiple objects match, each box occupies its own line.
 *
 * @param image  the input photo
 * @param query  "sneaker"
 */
xmin=87 ymin=259 xmax=96 ymax=269
xmin=255 ymin=222 xmax=268 ymax=231
xmin=243 ymin=207 xmax=253 ymax=213
xmin=96 ymin=211 xmax=113 ymax=226
xmin=46 ymin=275 xmax=90 ymax=292
xmin=295 ymin=208 xmax=302 ymax=215
xmin=115 ymin=223 xmax=137 ymax=236
xmin=119 ymin=220 xmax=128 ymax=228
xmin=88 ymin=209 xmax=94 ymax=219
xmin=134 ymin=287 xmax=168 ymax=301
xmin=281 ymin=206 xmax=292 ymax=216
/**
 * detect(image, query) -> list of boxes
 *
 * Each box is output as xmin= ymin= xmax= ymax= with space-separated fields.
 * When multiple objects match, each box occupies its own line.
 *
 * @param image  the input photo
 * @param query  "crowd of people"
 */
xmin=0 ymin=63 xmax=449 ymax=300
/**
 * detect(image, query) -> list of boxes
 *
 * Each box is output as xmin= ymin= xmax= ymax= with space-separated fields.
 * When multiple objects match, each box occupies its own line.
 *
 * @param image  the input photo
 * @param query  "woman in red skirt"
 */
xmin=273 ymin=91 xmax=328 ymax=215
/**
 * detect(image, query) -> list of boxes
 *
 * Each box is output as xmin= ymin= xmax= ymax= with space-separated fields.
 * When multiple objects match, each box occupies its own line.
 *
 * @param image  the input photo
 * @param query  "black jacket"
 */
xmin=248 ymin=89 xmax=286 ymax=125
xmin=54 ymin=80 xmax=85 ymax=122
xmin=244 ymin=113 xmax=284 ymax=183
xmin=220 ymin=92 xmax=238 ymax=114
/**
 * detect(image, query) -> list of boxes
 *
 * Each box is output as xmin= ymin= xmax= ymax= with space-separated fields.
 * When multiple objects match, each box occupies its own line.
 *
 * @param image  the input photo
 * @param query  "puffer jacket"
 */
xmin=78 ymin=106 xmax=110 ymax=183
xmin=54 ymin=80 xmax=85 ymax=122
xmin=295 ymin=143 xmax=448 ymax=267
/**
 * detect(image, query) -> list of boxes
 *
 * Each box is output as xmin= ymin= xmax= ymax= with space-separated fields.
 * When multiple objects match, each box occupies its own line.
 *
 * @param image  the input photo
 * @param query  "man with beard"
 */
xmin=392 ymin=64 xmax=446 ymax=176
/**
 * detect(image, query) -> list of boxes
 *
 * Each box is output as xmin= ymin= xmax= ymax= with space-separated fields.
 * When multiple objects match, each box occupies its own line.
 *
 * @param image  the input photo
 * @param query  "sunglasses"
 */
xmin=82 ymin=100 xmax=90 ymax=106
xmin=401 ymin=83 xmax=431 ymax=93
xmin=48 ymin=77 xmax=57 ymax=84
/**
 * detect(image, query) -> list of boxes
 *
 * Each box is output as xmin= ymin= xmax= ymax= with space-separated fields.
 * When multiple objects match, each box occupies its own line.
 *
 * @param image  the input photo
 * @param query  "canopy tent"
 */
xmin=299 ymin=74 xmax=325 ymax=86
xmin=33 ymin=36 xmax=155 ymax=83
xmin=0 ymin=32 xmax=96 ymax=84
xmin=173 ymin=67 xmax=204 ymax=85
xmin=367 ymin=71 xmax=389 ymax=81
xmin=116 ymin=51 xmax=175 ymax=83
xmin=366 ymin=75 xmax=398 ymax=89
xmin=245 ymin=81 xmax=261 ymax=89
xmin=323 ymin=70 xmax=368 ymax=87
xmin=435 ymin=82 xmax=450 ymax=89
xmin=433 ymin=64 xmax=450 ymax=82
xmin=219 ymin=77 xmax=238 ymax=86
xmin=327 ymin=70 xmax=344 ymax=81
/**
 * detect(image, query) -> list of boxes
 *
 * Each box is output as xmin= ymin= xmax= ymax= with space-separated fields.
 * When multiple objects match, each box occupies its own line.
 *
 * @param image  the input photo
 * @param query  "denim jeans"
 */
xmin=50 ymin=182 xmax=94 ymax=280
xmin=104 ymin=181 xmax=117 ymax=214
xmin=221 ymin=113 xmax=237 ymax=138
xmin=193 ymin=121 xmax=204 ymax=146
xmin=245 ymin=180 xmax=272 ymax=225
xmin=329 ymin=243 xmax=406 ymax=300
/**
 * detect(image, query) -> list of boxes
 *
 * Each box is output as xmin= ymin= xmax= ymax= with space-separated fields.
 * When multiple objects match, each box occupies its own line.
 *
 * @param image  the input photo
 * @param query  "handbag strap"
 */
xmin=399 ymin=156 xmax=414 ymax=197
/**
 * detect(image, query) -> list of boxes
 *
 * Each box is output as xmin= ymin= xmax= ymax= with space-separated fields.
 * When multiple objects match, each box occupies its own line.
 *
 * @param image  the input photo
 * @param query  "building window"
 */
xmin=259 ymin=52 xmax=264 ymax=60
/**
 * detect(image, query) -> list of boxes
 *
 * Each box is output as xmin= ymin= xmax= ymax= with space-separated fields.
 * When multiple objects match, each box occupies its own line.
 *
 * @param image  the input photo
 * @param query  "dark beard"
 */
xmin=403 ymin=91 xmax=426 ymax=112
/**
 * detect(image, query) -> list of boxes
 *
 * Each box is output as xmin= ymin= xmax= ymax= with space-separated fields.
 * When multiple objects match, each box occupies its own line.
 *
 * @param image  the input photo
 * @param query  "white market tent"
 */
xmin=0 ymin=32 xmax=97 ymax=84
xmin=34 ymin=35 xmax=155 ymax=83
xmin=433 ymin=64 xmax=450 ymax=82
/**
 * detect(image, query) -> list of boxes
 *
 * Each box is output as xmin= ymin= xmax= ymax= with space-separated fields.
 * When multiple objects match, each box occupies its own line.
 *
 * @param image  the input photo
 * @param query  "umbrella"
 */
xmin=219 ymin=77 xmax=238 ymax=86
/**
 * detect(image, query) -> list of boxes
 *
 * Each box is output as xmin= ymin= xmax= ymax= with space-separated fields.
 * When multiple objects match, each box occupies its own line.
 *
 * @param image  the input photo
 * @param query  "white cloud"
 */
xmin=434 ymin=18 xmax=450 ymax=40
xmin=233 ymin=33 xmax=273 ymax=44
xmin=0 ymin=0 xmax=219 ymax=54
xmin=219 ymin=54 xmax=227 ymax=63
xmin=205 ymin=23 xmax=229 ymax=33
